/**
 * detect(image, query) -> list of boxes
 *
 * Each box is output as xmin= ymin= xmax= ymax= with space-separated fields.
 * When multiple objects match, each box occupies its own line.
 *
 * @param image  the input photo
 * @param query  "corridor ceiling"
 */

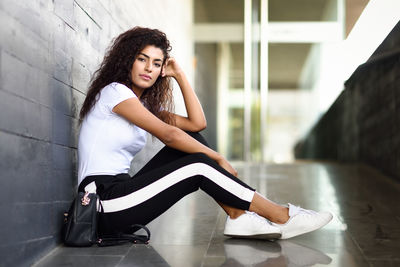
xmin=194 ymin=0 xmax=369 ymax=90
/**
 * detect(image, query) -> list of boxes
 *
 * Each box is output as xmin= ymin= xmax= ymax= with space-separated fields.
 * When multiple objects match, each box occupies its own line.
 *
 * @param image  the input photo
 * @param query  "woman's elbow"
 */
xmin=193 ymin=119 xmax=207 ymax=132
xmin=162 ymin=126 xmax=181 ymax=145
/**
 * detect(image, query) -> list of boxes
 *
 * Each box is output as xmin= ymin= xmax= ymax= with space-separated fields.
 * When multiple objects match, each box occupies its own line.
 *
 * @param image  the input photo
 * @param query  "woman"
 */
xmin=77 ymin=27 xmax=332 ymax=240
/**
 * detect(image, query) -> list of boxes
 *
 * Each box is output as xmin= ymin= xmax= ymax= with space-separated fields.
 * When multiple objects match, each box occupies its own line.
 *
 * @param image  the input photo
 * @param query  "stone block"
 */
xmin=52 ymin=169 xmax=77 ymax=202
xmin=53 ymin=48 xmax=73 ymax=87
xmin=73 ymin=1 xmax=102 ymax=51
xmin=71 ymin=88 xmax=85 ymax=119
xmin=1 ymin=50 xmax=51 ymax=107
xmin=0 ymin=9 xmax=51 ymax=74
xmin=0 ymin=234 xmax=55 ymax=267
xmin=51 ymin=110 xmax=79 ymax=149
xmin=0 ymin=90 xmax=50 ymax=141
xmin=54 ymin=0 xmax=75 ymax=29
xmin=51 ymin=78 xmax=73 ymax=116
xmin=52 ymin=110 xmax=73 ymax=147
xmin=71 ymin=58 xmax=92 ymax=94
xmin=0 ymin=133 xmax=53 ymax=203
xmin=52 ymin=144 xmax=75 ymax=171
xmin=0 ymin=0 xmax=54 ymax=42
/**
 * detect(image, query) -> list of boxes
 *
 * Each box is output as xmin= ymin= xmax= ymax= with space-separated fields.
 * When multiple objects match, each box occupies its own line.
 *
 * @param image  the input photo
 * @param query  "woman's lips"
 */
xmin=139 ymin=74 xmax=151 ymax=81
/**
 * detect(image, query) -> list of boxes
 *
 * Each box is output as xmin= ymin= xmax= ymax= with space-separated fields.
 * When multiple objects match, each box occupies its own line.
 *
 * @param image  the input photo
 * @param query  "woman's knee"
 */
xmin=185 ymin=131 xmax=209 ymax=147
xmin=188 ymin=152 xmax=215 ymax=165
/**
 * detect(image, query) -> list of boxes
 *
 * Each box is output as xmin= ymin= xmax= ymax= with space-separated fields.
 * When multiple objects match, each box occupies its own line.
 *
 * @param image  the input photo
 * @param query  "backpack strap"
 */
xmin=97 ymin=224 xmax=151 ymax=247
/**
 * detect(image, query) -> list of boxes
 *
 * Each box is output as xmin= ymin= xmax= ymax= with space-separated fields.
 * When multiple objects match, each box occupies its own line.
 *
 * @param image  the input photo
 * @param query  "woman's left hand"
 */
xmin=162 ymin=57 xmax=182 ymax=78
xmin=217 ymin=157 xmax=238 ymax=177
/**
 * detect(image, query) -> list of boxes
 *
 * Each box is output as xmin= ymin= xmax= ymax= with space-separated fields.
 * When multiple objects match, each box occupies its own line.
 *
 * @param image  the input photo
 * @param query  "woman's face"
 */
xmin=130 ymin=45 xmax=164 ymax=92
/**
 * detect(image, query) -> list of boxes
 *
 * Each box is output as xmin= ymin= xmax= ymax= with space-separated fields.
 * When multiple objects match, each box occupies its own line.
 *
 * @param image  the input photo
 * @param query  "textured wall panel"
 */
xmin=295 ymin=21 xmax=400 ymax=182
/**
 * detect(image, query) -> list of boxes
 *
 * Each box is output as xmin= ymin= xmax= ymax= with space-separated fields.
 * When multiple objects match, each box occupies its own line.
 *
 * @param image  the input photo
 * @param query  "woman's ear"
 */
xmin=161 ymin=57 xmax=169 ymax=78
xmin=161 ymin=66 xmax=165 ymax=77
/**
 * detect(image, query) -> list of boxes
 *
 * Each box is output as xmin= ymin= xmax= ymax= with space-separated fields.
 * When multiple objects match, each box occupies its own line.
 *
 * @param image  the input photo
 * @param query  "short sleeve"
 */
xmin=100 ymin=82 xmax=137 ymax=113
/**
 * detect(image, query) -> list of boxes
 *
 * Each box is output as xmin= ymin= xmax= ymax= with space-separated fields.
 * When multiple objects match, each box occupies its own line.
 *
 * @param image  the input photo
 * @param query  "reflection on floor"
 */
xmin=34 ymin=161 xmax=400 ymax=267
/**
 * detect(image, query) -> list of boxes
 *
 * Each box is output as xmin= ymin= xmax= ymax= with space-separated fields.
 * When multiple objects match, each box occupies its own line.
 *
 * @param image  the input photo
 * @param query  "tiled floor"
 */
xmin=34 ymin=161 xmax=400 ymax=267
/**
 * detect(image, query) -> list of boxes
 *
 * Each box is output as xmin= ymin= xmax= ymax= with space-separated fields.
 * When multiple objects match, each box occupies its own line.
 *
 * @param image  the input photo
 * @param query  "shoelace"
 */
xmin=245 ymin=211 xmax=273 ymax=225
xmin=288 ymin=203 xmax=318 ymax=217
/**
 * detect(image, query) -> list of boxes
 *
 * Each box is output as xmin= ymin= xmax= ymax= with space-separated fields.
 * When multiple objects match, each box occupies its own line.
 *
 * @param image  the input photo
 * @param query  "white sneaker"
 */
xmin=224 ymin=211 xmax=282 ymax=239
xmin=272 ymin=204 xmax=333 ymax=239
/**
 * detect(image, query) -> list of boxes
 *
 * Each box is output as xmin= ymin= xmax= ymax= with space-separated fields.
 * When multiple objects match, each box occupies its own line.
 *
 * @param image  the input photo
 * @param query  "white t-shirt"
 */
xmin=77 ymin=82 xmax=147 ymax=185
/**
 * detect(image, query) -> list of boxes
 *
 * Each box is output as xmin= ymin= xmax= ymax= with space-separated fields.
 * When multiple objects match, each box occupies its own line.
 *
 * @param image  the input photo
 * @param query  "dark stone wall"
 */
xmin=295 ymin=21 xmax=400 ymax=182
xmin=0 ymin=2 xmax=87 ymax=266
xmin=0 ymin=1 xmax=192 ymax=266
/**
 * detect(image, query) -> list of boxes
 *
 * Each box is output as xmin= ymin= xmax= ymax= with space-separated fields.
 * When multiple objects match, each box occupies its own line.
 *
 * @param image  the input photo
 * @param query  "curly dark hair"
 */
xmin=79 ymin=27 xmax=175 ymax=124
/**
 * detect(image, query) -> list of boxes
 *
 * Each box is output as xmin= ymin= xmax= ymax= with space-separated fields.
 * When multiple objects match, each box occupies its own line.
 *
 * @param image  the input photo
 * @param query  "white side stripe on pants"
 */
xmin=100 ymin=163 xmax=255 ymax=213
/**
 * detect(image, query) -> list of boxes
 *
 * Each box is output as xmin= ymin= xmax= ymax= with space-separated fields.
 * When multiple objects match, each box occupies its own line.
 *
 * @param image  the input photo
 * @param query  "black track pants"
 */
xmin=78 ymin=132 xmax=255 ymax=235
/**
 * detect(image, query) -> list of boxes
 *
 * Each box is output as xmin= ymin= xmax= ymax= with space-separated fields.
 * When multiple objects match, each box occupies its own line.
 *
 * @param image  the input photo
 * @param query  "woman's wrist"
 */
xmin=214 ymin=153 xmax=224 ymax=163
xmin=172 ymin=70 xmax=185 ymax=81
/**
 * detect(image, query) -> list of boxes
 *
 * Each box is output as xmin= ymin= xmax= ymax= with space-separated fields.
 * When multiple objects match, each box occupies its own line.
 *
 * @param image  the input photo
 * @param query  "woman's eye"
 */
xmin=154 ymin=63 xmax=161 ymax=67
xmin=137 ymin=57 xmax=145 ymax=62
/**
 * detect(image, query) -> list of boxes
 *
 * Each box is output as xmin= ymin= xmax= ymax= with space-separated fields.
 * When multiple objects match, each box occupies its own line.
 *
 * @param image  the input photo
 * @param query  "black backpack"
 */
xmin=63 ymin=192 xmax=150 ymax=247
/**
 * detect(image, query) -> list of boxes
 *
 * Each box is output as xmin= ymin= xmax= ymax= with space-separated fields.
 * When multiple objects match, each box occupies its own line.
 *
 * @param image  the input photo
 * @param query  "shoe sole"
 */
xmin=224 ymin=232 xmax=282 ymax=240
xmin=279 ymin=214 xmax=333 ymax=239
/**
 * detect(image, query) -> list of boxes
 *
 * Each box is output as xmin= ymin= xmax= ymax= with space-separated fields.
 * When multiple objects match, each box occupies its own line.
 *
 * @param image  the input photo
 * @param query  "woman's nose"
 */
xmin=145 ymin=62 xmax=152 ymax=72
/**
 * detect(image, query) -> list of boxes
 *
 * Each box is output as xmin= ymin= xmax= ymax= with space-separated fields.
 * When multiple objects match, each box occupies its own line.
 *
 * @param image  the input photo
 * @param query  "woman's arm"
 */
xmin=162 ymin=58 xmax=206 ymax=132
xmin=113 ymin=98 xmax=237 ymax=176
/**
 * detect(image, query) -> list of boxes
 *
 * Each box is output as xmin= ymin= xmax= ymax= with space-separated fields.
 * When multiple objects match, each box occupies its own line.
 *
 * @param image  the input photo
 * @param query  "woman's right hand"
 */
xmin=217 ymin=157 xmax=238 ymax=177
xmin=162 ymin=57 xmax=182 ymax=78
